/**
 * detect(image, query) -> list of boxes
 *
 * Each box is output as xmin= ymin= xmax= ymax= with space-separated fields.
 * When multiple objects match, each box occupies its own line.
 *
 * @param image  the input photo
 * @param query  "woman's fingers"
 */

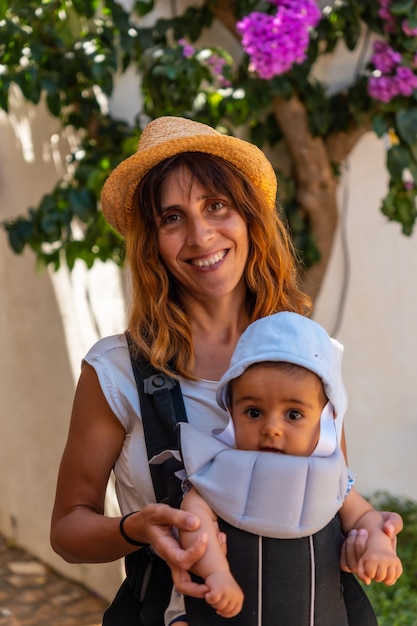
xmin=171 ymin=562 xmax=209 ymax=597
xmin=135 ymin=503 xmax=211 ymax=597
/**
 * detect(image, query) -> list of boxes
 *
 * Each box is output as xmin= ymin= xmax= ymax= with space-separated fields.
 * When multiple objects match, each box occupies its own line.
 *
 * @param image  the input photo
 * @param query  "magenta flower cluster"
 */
xmin=367 ymin=1 xmax=417 ymax=103
xmin=236 ymin=0 xmax=321 ymax=80
xmin=402 ymin=19 xmax=417 ymax=37
xmin=179 ymin=39 xmax=195 ymax=59
xmin=378 ymin=0 xmax=417 ymax=36
xmin=178 ymin=39 xmax=232 ymax=88
xmin=378 ymin=0 xmax=396 ymax=33
xmin=368 ymin=42 xmax=417 ymax=102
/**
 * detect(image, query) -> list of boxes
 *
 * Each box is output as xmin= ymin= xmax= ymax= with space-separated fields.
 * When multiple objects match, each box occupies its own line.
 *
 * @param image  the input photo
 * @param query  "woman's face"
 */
xmin=156 ymin=166 xmax=249 ymax=304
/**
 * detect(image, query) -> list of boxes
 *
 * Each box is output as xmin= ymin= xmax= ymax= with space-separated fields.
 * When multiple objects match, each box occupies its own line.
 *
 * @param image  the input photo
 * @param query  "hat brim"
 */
xmin=101 ymin=133 xmax=277 ymax=236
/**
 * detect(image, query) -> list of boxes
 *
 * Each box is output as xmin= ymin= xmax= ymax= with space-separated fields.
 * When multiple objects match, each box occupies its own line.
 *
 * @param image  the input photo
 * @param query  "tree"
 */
xmin=1 ymin=0 xmax=416 ymax=299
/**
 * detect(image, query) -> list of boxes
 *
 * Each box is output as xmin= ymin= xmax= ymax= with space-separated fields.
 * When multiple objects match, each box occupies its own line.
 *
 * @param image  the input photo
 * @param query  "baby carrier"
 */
xmin=102 ymin=342 xmax=378 ymax=626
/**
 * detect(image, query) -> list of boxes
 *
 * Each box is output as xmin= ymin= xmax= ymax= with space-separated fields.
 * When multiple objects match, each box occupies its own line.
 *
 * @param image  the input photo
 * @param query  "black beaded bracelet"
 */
xmin=119 ymin=511 xmax=149 ymax=547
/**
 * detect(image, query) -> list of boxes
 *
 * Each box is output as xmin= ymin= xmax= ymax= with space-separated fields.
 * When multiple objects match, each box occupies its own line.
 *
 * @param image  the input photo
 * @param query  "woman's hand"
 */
xmin=340 ymin=510 xmax=403 ymax=575
xmin=340 ymin=528 xmax=368 ymax=575
xmin=128 ymin=503 xmax=211 ymax=597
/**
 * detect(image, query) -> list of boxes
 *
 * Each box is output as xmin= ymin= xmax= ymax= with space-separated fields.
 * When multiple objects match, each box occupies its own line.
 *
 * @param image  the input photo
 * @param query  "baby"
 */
xmin=166 ymin=313 xmax=402 ymax=625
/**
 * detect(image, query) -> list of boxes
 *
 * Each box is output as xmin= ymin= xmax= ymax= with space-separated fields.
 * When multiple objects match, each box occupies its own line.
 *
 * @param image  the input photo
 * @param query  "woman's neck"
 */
xmin=186 ymin=295 xmax=250 ymax=381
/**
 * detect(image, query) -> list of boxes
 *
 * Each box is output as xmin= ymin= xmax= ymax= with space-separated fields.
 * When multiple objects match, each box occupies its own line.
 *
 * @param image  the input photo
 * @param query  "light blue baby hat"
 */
xmin=216 ymin=312 xmax=347 ymax=454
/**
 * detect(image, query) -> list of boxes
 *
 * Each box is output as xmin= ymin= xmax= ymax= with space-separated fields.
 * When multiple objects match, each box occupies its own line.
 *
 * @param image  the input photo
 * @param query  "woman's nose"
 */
xmin=186 ymin=216 xmax=214 ymax=246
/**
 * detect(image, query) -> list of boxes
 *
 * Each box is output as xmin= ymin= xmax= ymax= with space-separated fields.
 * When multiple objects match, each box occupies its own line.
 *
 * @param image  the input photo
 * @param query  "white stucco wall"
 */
xmin=314 ymin=133 xmax=417 ymax=500
xmin=0 ymin=90 xmax=125 ymax=600
xmin=1 ymin=6 xmax=416 ymax=603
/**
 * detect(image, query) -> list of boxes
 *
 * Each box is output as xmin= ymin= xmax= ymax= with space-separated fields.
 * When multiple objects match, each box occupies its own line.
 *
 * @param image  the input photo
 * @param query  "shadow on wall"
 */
xmin=0 ymin=92 xmax=127 ymax=600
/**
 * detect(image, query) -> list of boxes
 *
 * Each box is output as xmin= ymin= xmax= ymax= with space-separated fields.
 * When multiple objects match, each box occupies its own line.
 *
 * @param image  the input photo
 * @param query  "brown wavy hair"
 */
xmin=125 ymin=152 xmax=311 ymax=378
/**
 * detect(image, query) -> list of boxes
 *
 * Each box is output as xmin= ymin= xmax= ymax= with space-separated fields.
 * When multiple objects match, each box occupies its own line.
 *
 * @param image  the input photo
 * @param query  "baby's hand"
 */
xmin=204 ymin=570 xmax=244 ymax=618
xmin=357 ymin=546 xmax=403 ymax=586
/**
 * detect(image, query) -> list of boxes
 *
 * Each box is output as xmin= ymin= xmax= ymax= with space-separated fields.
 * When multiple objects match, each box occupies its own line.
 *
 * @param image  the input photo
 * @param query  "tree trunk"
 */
xmin=271 ymin=95 xmax=338 ymax=300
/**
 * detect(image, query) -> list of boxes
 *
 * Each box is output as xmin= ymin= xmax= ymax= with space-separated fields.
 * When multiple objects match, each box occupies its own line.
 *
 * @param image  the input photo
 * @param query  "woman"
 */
xmin=50 ymin=116 xmax=401 ymax=625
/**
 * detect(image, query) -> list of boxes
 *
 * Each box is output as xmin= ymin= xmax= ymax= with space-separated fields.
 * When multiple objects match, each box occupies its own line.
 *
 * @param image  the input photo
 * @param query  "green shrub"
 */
xmin=361 ymin=492 xmax=417 ymax=626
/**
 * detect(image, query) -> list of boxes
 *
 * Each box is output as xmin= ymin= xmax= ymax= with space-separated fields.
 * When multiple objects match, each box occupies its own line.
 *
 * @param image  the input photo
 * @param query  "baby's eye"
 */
xmin=246 ymin=408 xmax=261 ymax=419
xmin=287 ymin=409 xmax=303 ymax=421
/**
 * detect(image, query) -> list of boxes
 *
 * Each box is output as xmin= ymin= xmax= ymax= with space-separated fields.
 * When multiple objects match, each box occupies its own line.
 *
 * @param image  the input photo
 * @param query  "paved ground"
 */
xmin=0 ymin=533 xmax=108 ymax=625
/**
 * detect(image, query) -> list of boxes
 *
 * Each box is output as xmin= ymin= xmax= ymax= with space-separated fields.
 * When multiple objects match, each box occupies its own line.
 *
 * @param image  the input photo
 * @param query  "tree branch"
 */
xmin=325 ymin=117 xmax=372 ymax=166
xmin=271 ymin=95 xmax=338 ymax=300
xmin=207 ymin=0 xmax=239 ymax=37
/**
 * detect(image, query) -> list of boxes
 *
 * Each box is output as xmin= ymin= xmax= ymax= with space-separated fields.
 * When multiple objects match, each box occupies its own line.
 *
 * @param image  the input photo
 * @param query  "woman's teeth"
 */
xmin=191 ymin=251 xmax=226 ymax=267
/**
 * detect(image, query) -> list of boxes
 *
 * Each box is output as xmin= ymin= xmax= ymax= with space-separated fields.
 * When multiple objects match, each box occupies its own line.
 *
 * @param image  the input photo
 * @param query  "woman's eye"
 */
xmin=208 ymin=200 xmax=225 ymax=212
xmin=161 ymin=213 xmax=181 ymax=225
xmin=287 ymin=410 xmax=303 ymax=421
xmin=247 ymin=408 xmax=261 ymax=419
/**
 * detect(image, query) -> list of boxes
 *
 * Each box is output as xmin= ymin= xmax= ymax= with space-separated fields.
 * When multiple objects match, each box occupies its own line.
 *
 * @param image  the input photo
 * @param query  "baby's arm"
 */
xmin=339 ymin=489 xmax=403 ymax=586
xmin=180 ymin=487 xmax=244 ymax=617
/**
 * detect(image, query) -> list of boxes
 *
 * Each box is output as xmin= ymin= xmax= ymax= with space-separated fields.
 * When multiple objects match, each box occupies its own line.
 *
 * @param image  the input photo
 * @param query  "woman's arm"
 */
xmin=50 ymin=362 xmax=132 ymax=562
xmin=50 ymin=363 xmax=209 ymax=596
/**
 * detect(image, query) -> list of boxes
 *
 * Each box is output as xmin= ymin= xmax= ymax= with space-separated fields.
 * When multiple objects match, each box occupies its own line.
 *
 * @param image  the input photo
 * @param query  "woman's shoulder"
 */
xmin=83 ymin=333 xmax=139 ymax=427
xmin=84 ymin=333 xmax=128 ymax=364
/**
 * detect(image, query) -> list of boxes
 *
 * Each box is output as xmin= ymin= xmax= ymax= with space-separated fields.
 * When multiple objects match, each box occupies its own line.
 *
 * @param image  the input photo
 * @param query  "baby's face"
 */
xmin=229 ymin=364 xmax=326 ymax=456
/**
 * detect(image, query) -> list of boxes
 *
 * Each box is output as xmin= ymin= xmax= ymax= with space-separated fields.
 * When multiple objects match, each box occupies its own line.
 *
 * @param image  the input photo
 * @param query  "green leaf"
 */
xmin=408 ymin=157 xmax=417 ymax=184
xmin=46 ymin=92 xmax=61 ymax=117
xmin=71 ymin=0 xmax=98 ymax=18
xmin=389 ymin=0 xmax=416 ymax=14
xmin=372 ymin=115 xmax=389 ymax=138
xmin=249 ymin=122 xmax=266 ymax=148
xmin=387 ymin=145 xmax=410 ymax=181
xmin=395 ymin=109 xmax=417 ymax=146
xmin=134 ymin=0 xmax=154 ymax=17
xmin=4 ymin=218 xmax=33 ymax=254
xmin=69 ymin=188 xmax=96 ymax=222
xmin=343 ymin=20 xmax=361 ymax=51
xmin=270 ymin=75 xmax=293 ymax=100
xmin=0 ymin=77 xmax=10 ymax=112
xmin=409 ymin=142 xmax=417 ymax=162
xmin=0 ymin=0 xmax=8 ymax=19
xmin=382 ymin=186 xmax=416 ymax=235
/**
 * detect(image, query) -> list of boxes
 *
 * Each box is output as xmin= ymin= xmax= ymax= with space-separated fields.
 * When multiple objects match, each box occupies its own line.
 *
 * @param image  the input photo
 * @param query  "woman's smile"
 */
xmin=188 ymin=249 xmax=228 ymax=269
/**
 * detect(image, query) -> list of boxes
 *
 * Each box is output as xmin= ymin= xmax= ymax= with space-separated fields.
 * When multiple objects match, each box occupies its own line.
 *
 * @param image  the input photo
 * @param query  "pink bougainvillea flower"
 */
xmin=236 ymin=0 xmax=321 ymax=80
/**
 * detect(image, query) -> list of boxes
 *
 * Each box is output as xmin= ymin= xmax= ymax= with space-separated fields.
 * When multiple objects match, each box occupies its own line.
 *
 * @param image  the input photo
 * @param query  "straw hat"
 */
xmin=101 ymin=116 xmax=277 ymax=236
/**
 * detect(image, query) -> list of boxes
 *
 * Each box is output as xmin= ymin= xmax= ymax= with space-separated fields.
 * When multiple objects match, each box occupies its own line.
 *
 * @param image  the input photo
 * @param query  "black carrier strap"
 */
xmin=102 ymin=335 xmax=188 ymax=626
xmin=126 ymin=333 xmax=188 ymax=507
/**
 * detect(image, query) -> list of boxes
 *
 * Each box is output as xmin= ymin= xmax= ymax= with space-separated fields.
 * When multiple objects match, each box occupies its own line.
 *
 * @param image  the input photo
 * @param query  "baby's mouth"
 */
xmin=260 ymin=447 xmax=284 ymax=454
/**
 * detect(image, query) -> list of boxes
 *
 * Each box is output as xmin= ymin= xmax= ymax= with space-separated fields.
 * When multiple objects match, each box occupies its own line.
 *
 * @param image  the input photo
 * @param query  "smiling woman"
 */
xmin=50 ymin=116 xmax=403 ymax=626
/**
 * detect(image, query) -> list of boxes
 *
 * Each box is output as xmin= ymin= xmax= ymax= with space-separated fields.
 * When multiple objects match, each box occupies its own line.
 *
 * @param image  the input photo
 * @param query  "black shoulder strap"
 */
xmin=126 ymin=332 xmax=188 ymax=506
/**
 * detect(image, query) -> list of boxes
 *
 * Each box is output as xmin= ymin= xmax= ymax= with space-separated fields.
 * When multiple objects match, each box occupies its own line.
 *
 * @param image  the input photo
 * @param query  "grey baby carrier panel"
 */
xmin=179 ymin=422 xmax=349 ymax=539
